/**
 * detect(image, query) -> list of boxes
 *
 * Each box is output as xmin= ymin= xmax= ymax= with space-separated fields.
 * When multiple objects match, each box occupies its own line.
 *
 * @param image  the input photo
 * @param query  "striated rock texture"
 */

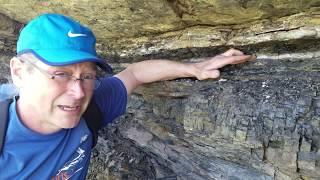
xmin=0 ymin=1 xmax=320 ymax=179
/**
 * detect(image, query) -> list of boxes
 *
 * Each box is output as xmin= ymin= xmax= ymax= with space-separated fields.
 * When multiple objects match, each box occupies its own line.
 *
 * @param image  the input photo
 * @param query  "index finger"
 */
xmin=214 ymin=54 xmax=255 ymax=69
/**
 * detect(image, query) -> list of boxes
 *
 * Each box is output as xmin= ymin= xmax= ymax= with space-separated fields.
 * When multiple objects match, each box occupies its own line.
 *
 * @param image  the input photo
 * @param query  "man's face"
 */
xmin=13 ymin=55 xmax=97 ymax=134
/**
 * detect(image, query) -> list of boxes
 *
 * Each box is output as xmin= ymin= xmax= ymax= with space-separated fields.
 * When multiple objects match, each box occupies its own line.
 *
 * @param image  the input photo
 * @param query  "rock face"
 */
xmin=0 ymin=1 xmax=319 ymax=179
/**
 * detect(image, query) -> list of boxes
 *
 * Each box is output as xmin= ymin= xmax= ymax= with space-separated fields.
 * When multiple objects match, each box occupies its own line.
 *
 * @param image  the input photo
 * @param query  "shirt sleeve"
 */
xmin=92 ymin=76 xmax=128 ymax=126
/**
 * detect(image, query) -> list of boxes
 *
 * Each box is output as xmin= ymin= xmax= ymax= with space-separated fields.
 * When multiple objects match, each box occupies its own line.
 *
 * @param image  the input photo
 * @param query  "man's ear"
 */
xmin=10 ymin=57 xmax=25 ymax=88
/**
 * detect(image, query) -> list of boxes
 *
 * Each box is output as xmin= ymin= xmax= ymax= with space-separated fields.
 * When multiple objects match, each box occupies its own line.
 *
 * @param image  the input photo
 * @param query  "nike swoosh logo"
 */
xmin=67 ymin=30 xmax=87 ymax=38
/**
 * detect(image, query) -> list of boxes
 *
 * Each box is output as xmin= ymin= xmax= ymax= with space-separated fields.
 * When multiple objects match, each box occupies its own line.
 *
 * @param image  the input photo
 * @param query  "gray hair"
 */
xmin=15 ymin=53 xmax=39 ymax=72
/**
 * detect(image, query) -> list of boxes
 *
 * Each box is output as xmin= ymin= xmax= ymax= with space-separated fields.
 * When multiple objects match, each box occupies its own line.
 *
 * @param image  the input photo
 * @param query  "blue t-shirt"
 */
xmin=0 ymin=76 xmax=127 ymax=179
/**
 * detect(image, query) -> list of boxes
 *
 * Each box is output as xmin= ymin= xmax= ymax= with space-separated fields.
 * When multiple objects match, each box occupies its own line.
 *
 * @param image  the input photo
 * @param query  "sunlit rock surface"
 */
xmin=0 ymin=1 xmax=319 ymax=179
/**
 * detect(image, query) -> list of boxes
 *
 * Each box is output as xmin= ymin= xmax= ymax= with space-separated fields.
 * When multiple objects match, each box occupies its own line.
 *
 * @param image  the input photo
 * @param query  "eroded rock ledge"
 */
xmin=0 ymin=1 xmax=319 ymax=179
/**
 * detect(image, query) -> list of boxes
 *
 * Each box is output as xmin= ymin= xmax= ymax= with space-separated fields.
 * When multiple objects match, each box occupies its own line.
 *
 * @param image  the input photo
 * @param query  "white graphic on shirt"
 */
xmin=80 ymin=134 xmax=88 ymax=143
xmin=56 ymin=147 xmax=85 ymax=178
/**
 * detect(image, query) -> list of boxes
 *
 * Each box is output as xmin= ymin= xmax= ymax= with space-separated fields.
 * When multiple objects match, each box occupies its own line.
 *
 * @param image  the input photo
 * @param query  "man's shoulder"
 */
xmin=93 ymin=76 xmax=127 ymax=100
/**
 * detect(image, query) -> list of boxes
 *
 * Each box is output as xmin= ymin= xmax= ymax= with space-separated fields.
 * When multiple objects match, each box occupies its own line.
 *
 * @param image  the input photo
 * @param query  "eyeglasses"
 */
xmin=21 ymin=58 xmax=101 ymax=90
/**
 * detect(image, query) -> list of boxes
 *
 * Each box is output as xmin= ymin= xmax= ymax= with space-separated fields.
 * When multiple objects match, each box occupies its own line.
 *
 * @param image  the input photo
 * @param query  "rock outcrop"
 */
xmin=0 ymin=1 xmax=319 ymax=179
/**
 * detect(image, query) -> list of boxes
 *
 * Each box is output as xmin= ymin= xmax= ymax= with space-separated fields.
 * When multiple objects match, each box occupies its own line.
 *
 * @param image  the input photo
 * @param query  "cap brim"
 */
xmin=18 ymin=49 xmax=113 ymax=73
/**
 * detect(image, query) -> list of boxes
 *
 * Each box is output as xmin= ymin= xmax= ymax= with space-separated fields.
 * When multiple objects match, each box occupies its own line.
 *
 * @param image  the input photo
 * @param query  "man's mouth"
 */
xmin=58 ymin=105 xmax=81 ymax=111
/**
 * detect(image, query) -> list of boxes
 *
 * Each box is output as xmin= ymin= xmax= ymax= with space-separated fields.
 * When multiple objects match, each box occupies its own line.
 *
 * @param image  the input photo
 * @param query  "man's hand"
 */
xmin=193 ymin=48 xmax=256 ymax=80
xmin=115 ymin=48 xmax=256 ymax=94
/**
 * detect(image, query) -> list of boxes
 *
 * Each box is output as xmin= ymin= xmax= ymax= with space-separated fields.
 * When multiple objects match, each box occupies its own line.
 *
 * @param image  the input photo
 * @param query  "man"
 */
xmin=0 ymin=13 xmax=255 ymax=179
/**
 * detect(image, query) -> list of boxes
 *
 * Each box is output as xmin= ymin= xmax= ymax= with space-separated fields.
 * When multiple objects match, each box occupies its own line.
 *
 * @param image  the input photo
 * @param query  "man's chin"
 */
xmin=60 ymin=118 xmax=81 ymax=129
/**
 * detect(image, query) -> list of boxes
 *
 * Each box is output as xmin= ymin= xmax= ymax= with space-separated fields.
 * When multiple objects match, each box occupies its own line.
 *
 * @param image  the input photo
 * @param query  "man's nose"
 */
xmin=68 ymin=80 xmax=85 ymax=99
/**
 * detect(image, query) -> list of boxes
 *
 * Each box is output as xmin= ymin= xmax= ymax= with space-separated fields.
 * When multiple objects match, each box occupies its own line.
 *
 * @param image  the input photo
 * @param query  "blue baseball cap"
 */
xmin=17 ymin=13 xmax=112 ymax=73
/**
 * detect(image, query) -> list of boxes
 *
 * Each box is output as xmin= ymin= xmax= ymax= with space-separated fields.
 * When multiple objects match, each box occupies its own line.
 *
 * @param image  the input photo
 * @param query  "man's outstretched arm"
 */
xmin=115 ymin=48 xmax=256 ymax=95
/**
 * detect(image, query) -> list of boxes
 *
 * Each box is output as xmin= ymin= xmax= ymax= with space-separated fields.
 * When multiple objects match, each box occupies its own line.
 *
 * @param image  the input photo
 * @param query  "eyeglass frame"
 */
xmin=17 ymin=56 xmax=102 ymax=90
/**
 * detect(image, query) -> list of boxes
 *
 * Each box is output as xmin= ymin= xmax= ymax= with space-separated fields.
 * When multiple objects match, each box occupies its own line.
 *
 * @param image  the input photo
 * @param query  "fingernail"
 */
xmin=249 ymin=54 xmax=257 ymax=61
